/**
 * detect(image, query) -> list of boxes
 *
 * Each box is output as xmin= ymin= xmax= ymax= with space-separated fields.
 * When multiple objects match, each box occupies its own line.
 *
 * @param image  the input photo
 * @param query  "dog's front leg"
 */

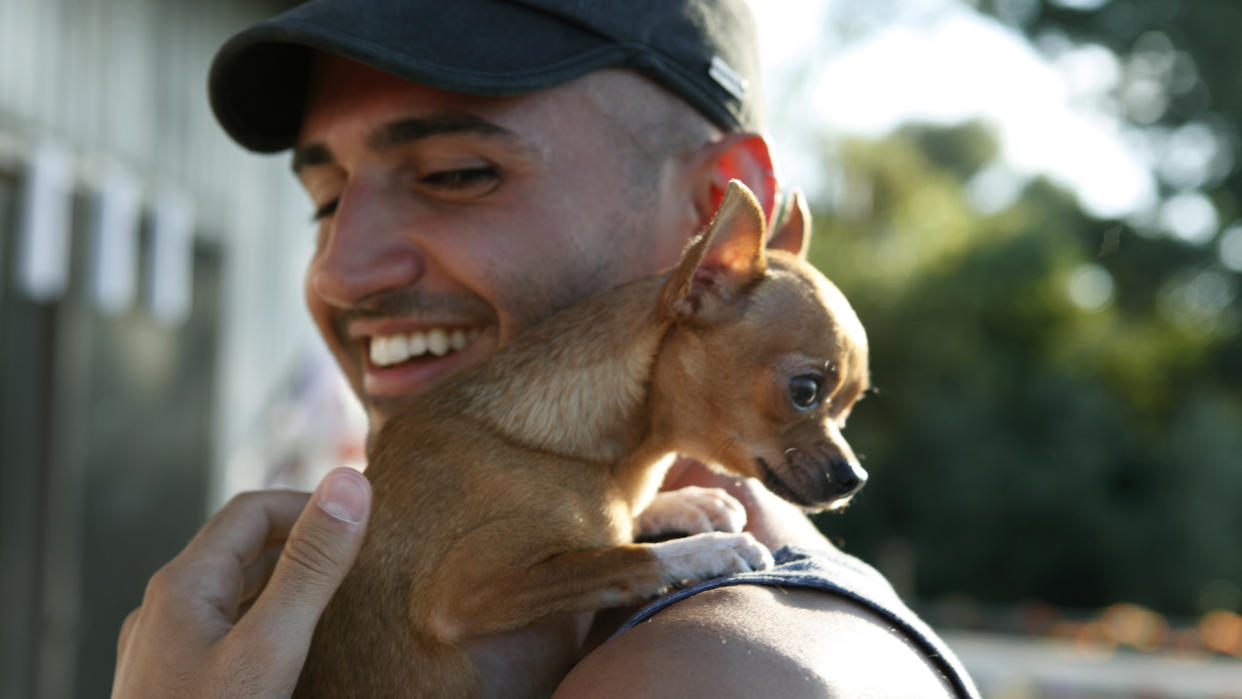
xmin=426 ymin=534 xmax=772 ymax=643
xmin=635 ymin=485 xmax=749 ymax=540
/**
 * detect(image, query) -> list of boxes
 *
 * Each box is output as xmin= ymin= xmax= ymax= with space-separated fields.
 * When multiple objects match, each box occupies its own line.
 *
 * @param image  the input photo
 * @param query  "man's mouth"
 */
xmin=368 ymin=327 xmax=484 ymax=367
xmin=359 ymin=324 xmax=495 ymax=401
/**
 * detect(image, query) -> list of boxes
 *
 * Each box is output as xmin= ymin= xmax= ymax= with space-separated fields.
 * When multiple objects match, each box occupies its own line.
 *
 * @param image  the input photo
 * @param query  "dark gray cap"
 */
xmin=208 ymin=0 xmax=765 ymax=153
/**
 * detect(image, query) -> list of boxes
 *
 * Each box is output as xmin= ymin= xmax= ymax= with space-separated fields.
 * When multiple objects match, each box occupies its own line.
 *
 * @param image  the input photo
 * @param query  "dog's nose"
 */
xmin=829 ymin=458 xmax=868 ymax=495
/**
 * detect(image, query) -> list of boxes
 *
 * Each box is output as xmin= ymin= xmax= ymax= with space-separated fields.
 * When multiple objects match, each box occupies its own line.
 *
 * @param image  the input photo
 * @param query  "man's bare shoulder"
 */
xmin=554 ymin=584 xmax=958 ymax=698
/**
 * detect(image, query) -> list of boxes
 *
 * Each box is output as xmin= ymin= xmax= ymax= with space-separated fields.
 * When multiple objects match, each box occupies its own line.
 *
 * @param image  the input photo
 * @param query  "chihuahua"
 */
xmin=295 ymin=181 xmax=870 ymax=697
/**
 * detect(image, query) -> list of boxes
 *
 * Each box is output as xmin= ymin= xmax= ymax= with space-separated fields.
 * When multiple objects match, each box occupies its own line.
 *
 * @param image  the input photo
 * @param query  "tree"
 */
xmin=810 ymin=120 xmax=1242 ymax=616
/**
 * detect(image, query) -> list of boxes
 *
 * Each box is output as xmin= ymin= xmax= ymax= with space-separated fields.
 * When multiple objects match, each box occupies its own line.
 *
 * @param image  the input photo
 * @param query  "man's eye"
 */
xmin=310 ymin=199 xmax=339 ymax=222
xmin=421 ymin=167 xmax=500 ymax=195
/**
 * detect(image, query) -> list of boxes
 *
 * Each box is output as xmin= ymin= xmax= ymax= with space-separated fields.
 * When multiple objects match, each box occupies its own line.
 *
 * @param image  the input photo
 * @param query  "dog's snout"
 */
xmin=768 ymin=446 xmax=868 ymax=510
xmin=829 ymin=458 xmax=867 ymax=495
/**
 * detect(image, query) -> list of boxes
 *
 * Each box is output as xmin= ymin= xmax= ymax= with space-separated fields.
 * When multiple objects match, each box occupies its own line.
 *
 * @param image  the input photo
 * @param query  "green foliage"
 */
xmin=810 ymin=122 xmax=1241 ymax=616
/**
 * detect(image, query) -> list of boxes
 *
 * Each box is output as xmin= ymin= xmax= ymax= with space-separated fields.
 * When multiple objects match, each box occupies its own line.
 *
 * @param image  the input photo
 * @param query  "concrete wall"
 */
xmin=0 ymin=2 xmax=324 ymax=695
xmin=0 ymin=0 xmax=320 ymax=505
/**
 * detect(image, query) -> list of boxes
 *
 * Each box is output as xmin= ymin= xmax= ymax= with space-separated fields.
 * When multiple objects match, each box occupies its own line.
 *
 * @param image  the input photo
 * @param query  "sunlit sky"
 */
xmin=751 ymin=0 xmax=1156 ymax=220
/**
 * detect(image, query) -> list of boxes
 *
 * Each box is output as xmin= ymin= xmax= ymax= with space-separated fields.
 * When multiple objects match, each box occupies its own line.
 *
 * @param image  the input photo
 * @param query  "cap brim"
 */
xmin=209 ymin=0 xmax=629 ymax=153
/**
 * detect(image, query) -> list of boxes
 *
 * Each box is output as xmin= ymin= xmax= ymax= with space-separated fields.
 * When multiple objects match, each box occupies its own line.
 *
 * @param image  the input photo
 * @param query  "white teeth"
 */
xmin=388 ymin=334 xmax=410 ymax=364
xmin=369 ymin=327 xmax=481 ymax=367
xmin=427 ymin=328 xmax=449 ymax=357
xmin=370 ymin=337 xmax=388 ymax=366
xmin=408 ymin=332 xmax=427 ymax=356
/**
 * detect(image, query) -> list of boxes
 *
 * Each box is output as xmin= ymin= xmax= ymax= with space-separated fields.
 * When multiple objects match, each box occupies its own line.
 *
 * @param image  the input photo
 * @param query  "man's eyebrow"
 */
xmin=291 ymin=143 xmax=334 ymax=174
xmin=291 ymin=113 xmax=517 ymax=175
xmin=369 ymin=113 xmax=515 ymax=151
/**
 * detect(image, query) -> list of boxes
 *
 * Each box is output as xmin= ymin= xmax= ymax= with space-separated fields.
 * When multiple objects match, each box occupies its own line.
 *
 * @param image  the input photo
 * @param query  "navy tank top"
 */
xmin=613 ymin=545 xmax=980 ymax=698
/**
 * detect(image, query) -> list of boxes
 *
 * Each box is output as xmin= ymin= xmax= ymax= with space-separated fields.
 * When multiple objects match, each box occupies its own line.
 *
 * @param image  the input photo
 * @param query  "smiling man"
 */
xmin=292 ymin=58 xmax=718 ymax=434
xmin=111 ymin=1 xmax=977 ymax=696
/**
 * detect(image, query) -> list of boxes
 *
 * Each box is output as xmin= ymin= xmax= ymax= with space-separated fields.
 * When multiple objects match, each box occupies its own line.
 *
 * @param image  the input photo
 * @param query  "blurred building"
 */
xmin=0 ymin=1 xmax=334 ymax=696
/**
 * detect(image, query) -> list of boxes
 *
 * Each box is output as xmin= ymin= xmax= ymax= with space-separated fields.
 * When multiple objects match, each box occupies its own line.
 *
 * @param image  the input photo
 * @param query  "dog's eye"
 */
xmin=788 ymin=374 xmax=824 ymax=411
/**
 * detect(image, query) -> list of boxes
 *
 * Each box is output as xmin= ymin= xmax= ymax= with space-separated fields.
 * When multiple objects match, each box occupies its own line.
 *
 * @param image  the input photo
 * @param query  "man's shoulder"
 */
xmin=554 ymin=584 xmax=959 ymax=698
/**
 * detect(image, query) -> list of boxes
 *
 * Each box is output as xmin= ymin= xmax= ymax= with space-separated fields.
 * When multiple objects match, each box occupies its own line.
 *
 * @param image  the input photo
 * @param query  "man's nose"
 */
xmin=307 ymin=182 xmax=425 ymax=307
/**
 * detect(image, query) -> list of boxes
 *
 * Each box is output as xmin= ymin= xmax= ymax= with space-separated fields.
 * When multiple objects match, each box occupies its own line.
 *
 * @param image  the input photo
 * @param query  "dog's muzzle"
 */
xmin=758 ymin=446 xmax=868 ymax=510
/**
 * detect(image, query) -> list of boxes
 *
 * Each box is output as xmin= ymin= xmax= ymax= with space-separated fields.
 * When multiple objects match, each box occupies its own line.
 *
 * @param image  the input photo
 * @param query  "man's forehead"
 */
xmin=291 ymin=54 xmax=661 ymax=173
xmin=309 ymin=53 xmax=433 ymax=98
xmin=302 ymin=53 xmax=654 ymax=127
xmin=294 ymin=55 xmax=533 ymax=165
xmin=301 ymin=54 xmax=480 ymax=129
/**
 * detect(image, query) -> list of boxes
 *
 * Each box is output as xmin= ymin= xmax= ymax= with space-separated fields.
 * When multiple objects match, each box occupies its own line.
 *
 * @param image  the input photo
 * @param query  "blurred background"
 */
xmin=0 ymin=0 xmax=1238 ymax=697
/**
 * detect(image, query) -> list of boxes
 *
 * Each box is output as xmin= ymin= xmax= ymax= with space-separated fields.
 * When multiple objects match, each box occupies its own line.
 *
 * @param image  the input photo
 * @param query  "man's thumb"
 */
xmin=241 ymin=467 xmax=371 ymax=642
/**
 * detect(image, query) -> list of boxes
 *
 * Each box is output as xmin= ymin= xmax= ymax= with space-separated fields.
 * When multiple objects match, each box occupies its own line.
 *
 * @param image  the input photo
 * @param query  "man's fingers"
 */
xmin=112 ymin=482 xmax=366 ymax=698
xmin=235 ymin=468 xmax=371 ymax=650
xmin=240 ymin=543 xmax=284 ymax=606
xmin=140 ymin=490 xmax=312 ymax=629
xmin=188 ymin=490 xmax=312 ymax=569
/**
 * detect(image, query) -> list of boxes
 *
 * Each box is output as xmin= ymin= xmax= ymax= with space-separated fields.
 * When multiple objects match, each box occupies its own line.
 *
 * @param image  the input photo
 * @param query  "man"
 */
xmin=113 ymin=1 xmax=978 ymax=696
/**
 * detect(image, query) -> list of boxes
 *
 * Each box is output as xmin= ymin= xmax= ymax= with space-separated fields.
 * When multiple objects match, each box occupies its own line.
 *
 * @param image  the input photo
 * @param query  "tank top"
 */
xmin=613 ymin=545 xmax=980 ymax=698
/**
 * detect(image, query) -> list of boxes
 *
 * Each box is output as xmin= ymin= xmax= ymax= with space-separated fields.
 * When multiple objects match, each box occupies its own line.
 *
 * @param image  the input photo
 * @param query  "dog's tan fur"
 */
xmin=295 ymin=182 xmax=870 ymax=697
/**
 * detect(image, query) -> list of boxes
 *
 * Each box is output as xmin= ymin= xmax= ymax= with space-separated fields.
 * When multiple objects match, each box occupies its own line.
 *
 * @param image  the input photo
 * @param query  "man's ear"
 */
xmin=690 ymin=132 xmax=777 ymax=230
xmin=767 ymin=189 xmax=811 ymax=260
xmin=663 ymin=180 xmax=767 ymax=322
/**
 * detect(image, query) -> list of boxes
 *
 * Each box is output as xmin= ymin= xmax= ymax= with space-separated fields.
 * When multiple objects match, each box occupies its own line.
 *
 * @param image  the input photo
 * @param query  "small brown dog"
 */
xmin=295 ymin=181 xmax=870 ymax=697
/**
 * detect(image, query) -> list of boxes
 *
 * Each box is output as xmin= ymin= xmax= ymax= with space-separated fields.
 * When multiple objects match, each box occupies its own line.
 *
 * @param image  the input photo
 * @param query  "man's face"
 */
xmin=295 ymin=57 xmax=700 ymax=430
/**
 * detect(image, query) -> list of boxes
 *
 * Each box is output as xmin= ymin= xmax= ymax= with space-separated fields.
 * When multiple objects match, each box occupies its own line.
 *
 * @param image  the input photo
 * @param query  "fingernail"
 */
xmin=317 ymin=469 xmax=369 ymax=524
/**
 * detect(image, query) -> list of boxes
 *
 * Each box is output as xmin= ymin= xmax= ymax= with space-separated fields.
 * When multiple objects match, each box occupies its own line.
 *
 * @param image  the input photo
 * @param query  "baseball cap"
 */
xmin=208 ymin=0 xmax=765 ymax=153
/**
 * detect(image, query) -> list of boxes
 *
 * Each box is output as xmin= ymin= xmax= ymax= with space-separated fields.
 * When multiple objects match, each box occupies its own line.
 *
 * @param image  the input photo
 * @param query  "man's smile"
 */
xmin=353 ymin=321 xmax=498 ymax=401
xmin=368 ymin=326 xmax=484 ymax=366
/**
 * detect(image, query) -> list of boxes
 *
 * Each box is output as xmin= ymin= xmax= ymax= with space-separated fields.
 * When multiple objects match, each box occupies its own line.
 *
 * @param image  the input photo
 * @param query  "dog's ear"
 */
xmin=662 ymin=180 xmax=767 ymax=321
xmin=767 ymin=189 xmax=810 ymax=260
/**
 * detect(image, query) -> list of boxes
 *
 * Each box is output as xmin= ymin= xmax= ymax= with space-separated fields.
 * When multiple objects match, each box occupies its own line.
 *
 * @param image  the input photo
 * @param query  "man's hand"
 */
xmin=112 ymin=467 xmax=371 ymax=698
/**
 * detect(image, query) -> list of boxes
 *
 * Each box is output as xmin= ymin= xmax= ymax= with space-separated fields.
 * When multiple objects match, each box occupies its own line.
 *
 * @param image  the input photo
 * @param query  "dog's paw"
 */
xmin=635 ymin=487 xmax=748 ymax=538
xmin=651 ymin=532 xmax=774 ymax=584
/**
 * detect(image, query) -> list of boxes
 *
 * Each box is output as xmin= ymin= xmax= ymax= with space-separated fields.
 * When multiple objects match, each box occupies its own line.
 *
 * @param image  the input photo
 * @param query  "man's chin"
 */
xmin=360 ymin=394 xmax=420 ymax=455
xmin=365 ymin=394 xmax=416 ymax=425
xmin=360 ymin=361 xmax=473 ymax=436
